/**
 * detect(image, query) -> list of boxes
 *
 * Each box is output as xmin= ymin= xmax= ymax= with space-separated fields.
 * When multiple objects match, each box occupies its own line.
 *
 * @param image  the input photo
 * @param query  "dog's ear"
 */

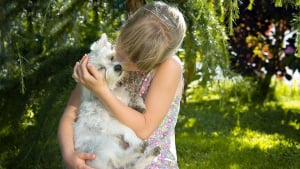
xmin=90 ymin=33 xmax=111 ymax=51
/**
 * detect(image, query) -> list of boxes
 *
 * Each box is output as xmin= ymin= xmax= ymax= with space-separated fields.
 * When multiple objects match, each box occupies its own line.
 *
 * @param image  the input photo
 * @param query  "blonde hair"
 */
xmin=116 ymin=1 xmax=186 ymax=71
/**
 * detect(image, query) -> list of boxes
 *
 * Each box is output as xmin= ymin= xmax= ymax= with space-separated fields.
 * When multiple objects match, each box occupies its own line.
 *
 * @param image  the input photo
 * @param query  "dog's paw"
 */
xmin=152 ymin=146 xmax=161 ymax=156
xmin=129 ymin=95 xmax=146 ymax=113
xmin=132 ymin=105 xmax=145 ymax=113
xmin=141 ymin=141 xmax=148 ymax=152
xmin=136 ymin=141 xmax=148 ymax=153
xmin=117 ymin=135 xmax=130 ymax=150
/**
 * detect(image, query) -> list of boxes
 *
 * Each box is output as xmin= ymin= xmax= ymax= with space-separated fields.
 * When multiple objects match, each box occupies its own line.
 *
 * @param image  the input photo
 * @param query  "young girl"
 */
xmin=58 ymin=1 xmax=186 ymax=169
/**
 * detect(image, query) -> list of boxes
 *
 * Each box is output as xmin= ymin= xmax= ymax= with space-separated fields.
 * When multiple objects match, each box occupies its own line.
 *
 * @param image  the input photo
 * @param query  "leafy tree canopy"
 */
xmin=0 ymin=0 xmax=299 ymax=168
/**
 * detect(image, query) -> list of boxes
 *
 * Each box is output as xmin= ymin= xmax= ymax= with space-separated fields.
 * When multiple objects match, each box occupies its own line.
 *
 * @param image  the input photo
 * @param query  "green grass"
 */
xmin=176 ymin=100 xmax=300 ymax=169
xmin=1 ymin=76 xmax=299 ymax=169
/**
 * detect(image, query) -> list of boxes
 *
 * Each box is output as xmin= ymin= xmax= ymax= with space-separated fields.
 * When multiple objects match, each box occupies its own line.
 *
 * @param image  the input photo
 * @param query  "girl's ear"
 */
xmin=90 ymin=33 xmax=111 ymax=51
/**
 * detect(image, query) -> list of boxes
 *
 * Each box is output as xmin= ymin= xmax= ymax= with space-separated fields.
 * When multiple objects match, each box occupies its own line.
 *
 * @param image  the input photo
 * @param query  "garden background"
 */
xmin=0 ymin=0 xmax=299 ymax=168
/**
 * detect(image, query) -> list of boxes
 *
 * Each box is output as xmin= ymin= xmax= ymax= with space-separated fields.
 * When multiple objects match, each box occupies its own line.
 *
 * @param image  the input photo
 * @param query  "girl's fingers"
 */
xmin=78 ymin=152 xmax=96 ymax=160
xmin=79 ymin=55 xmax=91 ymax=81
xmin=73 ymin=62 xmax=80 ymax=82
xmin=87 ymin=63 xmax=100 ymax=79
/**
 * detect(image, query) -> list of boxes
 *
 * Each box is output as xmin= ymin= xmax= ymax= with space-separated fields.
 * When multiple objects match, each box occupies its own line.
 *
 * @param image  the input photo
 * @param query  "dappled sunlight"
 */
xmin=288 ymin=120 xmax=300 ymax=130
xmin=22 ymin=107 xmax=36 ymax=128
xmin=183 ymin=118 xmax=197 ymax=128
xmin=263 ymin=100 xmax=300 ymax=131
xmin=229 ymin=163 xmax=240 ymax=169
xmin=201 ymin=95 xmax=221 ymax=101
xmin=272 ymin=75 xmax=300 ymax=101
xmin=235 ymin=104 xmax=250 ymax=114
xmin=231 ymin=127 xmax=293 ymax=151
xmin=279 ymin=100 xmax=300 ymax=111
xmin=0 ymin=125 xmax=11 ymax=136
xmin=265 ymin=100 xmax=300 ymax=111
xmin=0 ymin=0 xmax=299 ymax=168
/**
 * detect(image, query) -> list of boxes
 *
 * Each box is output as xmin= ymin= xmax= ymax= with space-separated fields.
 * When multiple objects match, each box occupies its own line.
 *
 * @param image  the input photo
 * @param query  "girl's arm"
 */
xmin=57 ymin=84 xmax=96 ymax=169
xmin=74 ymin=55 xmax=182 ymax=140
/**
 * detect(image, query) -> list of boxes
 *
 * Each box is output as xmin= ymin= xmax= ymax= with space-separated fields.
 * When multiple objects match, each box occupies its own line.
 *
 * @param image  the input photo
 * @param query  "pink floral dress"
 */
xmin=119 ymin=70 xmax=182 ymax=169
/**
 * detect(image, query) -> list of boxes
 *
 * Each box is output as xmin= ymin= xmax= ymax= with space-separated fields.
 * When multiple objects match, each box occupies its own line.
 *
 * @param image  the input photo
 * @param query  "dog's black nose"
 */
xmin=114 ymin=64 xmax=122 ymax=72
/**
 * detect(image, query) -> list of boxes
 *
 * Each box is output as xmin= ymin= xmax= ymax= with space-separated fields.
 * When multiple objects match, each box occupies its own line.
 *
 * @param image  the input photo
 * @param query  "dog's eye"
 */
xmin=110 ymin=56 xmax=114 ymax=61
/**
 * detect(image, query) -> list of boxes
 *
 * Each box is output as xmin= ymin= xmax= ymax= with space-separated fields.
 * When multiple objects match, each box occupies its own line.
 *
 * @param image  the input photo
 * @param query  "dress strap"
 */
xmin=139 ymin=69 xmax=155 ymax=97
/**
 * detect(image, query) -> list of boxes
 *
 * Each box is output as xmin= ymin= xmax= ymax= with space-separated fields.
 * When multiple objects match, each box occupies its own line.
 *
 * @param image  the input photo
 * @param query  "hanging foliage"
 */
xmin=0 ymin=0 xmax=299 ymax=168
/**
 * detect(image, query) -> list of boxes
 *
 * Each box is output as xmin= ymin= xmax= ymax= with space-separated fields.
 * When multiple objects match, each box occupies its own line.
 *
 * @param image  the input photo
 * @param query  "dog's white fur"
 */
xmin=73 ymin=34 xmax=159 ymax=169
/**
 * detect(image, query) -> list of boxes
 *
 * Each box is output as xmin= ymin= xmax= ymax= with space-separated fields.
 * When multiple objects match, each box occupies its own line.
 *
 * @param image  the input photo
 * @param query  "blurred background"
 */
xmin=0 ymin=0 xmax=299 ymax=168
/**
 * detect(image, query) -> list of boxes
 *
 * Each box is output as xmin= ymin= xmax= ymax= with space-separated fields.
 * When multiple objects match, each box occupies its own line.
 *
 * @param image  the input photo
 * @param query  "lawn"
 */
xmin=1 ymin=77 xmax=299 ymax=169
xmin=176 ymin=100 xmax=300 ymax=169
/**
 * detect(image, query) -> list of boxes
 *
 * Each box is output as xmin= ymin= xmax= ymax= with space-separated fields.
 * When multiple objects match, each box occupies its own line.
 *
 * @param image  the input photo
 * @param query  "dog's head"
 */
xmin=88 ymin=33 xmax=123 ymax=90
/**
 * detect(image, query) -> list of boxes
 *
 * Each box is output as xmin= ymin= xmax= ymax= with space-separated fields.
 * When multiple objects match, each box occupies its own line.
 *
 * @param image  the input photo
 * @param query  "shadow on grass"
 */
xmin=239 ymin=104 xmax=300 ymax=142
xmin=176 ymin=134 xmax=300 ymax=169
xmin=176 ymin=100 xmax=300 ymax=142
xmin=176 ymin=100 xmax=300 ymax=169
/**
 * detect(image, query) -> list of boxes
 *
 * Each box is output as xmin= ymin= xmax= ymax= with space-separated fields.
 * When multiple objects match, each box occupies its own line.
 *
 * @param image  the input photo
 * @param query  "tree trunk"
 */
xmin=125 ymin=0 xmax=145 ymax=14
xmin=253 ymin=72 xmax=273 ymax=102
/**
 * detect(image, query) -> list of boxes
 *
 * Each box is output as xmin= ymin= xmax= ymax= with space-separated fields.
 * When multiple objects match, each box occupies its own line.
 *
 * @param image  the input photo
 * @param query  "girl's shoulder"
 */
xmin=154 ymin=55 xmax=183 ymax=76
xmin=162 ymin=55 xmax=182 ymax=67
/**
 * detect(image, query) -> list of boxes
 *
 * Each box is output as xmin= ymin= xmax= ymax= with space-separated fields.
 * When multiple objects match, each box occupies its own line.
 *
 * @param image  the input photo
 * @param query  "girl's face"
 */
xmin=115 ymin=49 xmax=139 ymax=71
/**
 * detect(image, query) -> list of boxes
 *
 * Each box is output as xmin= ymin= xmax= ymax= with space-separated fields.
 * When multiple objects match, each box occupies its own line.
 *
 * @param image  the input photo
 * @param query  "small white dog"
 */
xmin=73 ymin=34 xmax=160 ymax=169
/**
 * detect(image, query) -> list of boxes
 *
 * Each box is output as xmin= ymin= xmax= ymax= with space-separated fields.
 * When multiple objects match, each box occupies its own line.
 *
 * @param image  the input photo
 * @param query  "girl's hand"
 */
xmin=64 ymin=151 xmax=96 ymax=169
xmin=72 ymin=55 xmax=107 ymax=94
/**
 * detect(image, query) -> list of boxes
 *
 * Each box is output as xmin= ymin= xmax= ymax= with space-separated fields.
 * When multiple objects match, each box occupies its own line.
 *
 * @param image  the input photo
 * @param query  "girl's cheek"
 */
xmin=115 ymin=50 xmax=129 ymax=62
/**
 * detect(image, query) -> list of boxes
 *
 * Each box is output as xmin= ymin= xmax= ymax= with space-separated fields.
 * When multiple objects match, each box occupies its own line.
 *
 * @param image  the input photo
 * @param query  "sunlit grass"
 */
xmin=183 ymin=117 xmax=197 ymax=128
xmin=1 ymin=74 xmax=299 ymax=168
xmin=288 ymin=120 xmax=300 ymax=130
xmin=277 ymin=100 xmax=300 ymax=110
xmin=231 ymin=127 xmax=290 ymax=151
xmin=271 ymin=76 xmax=300 ymax=101
xmin=176 ymin=95 xmax=300 ymax=169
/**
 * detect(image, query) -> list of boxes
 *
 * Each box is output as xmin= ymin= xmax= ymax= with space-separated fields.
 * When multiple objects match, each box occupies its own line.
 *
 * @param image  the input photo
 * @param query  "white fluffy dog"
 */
xmin=73 ymin=34 xmax=160 ymax=169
